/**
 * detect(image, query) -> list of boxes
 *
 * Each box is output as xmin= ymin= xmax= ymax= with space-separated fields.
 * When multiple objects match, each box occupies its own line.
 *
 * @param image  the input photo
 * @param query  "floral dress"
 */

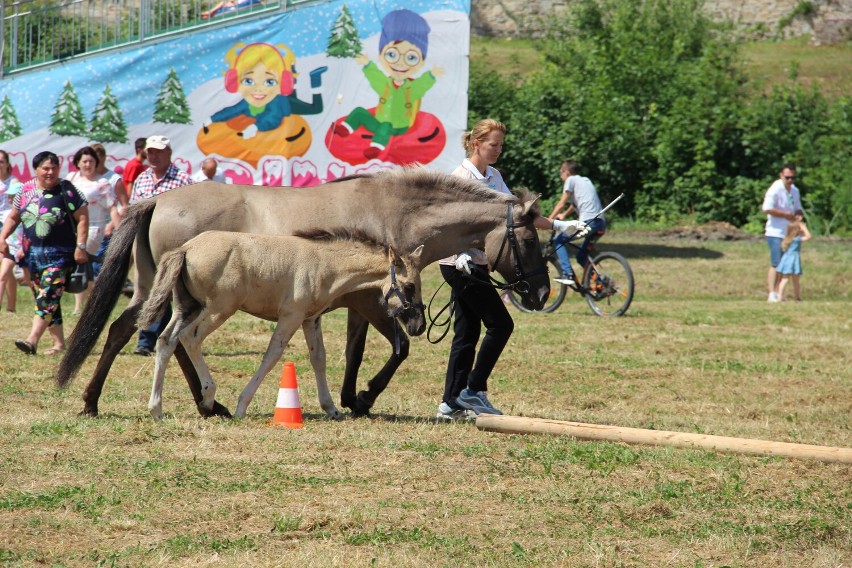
xmin=12 ymin=180 xmax=87 ymax=325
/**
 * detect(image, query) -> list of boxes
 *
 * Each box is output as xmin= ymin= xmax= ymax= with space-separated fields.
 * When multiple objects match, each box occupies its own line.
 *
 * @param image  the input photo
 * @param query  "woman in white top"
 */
xmin=66 ymin=146 xmax=120 ymax=314
xmin=0 ymin=150 xmax=24 ymax=312
xmin=435 ymin=119 xmax=587 ymax=420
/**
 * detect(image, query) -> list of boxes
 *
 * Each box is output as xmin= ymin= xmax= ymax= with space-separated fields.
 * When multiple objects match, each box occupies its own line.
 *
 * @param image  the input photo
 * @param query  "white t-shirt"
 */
xmin=191 ymin=170 xmax=226 ymax=184
xmin=66 ymin=172 xmax=116 ymax=254
xmin=762 ymin=179 xmax=801 ymax=238
xmin=0 ymin=176 xmax=22 ymax=224
xmin=563 ymin=175 xmax=603 ymax=222
xmin=439 ymin=159 xmax=512 ymax=267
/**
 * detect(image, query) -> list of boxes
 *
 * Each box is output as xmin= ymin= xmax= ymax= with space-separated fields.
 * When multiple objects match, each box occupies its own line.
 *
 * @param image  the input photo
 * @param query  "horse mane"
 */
xmin=293 ymin=228 xmax=388 ymax=253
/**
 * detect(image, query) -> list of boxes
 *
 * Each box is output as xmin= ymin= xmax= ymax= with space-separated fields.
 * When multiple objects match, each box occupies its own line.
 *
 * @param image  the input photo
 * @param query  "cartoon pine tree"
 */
xmin=50 ymin=81 xmax=87 ymax=136
xmin=153 ymin=68 xmax=191 ymax=124
xmin=89 ymin=85 xmax=129 ymax=143
xmin=327 ymin=3 xmax=362 ymax=58
xmin=0 ymin=95 xmax=22 ymax=142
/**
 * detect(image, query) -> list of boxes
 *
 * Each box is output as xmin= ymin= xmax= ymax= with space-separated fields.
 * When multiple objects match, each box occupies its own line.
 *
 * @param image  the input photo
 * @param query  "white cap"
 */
xmin=145 ymin=135 xmax=171 ymax=150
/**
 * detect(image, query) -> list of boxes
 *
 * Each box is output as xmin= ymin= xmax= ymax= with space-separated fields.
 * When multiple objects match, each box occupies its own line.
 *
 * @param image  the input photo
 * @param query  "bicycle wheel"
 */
xmin=508 ymin=255 xmax=568 ymax=314
xmin=583 ymin=252 xmax=634 ymax=317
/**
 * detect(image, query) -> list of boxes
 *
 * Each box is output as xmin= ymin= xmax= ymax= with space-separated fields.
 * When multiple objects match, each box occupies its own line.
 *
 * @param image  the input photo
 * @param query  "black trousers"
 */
xmin=440 ymin=264 xmax=514 ymax=405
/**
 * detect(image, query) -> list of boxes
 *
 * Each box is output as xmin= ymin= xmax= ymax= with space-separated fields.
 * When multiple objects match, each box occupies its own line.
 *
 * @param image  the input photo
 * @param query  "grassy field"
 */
xmin=471 ymin=36 xmax=852 ymax=97
xmin=1 ymin=231 xmax=850 ymax=567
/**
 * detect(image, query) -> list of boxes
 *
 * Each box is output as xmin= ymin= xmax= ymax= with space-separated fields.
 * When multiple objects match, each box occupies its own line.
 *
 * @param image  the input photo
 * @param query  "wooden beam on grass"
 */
xmin=475 ymin=415 xmax=852 ymax=465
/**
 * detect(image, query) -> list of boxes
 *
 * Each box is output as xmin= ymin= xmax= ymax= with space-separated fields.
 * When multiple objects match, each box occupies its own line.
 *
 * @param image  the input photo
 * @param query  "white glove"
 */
xmin=454 ymin=253 xmax=473 ymax=275
xmin=241 ymin=124 xmax=258 ymax=139
xmin=553 ymin=219 xmax=590 ymax=238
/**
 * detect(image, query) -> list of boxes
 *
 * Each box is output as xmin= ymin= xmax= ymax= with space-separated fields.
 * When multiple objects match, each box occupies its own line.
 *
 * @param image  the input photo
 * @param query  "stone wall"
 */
xmin=470 ymin=0 xmax=852 ymax=44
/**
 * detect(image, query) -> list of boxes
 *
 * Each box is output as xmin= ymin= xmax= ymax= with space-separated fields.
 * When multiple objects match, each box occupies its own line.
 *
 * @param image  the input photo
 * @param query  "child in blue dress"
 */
xmin=776 ymin=214 xmax=811 ymax=302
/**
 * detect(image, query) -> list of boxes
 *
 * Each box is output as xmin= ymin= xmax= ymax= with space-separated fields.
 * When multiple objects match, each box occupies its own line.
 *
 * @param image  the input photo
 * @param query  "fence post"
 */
xmin=139 ymin=0 xmax=150 ymax=42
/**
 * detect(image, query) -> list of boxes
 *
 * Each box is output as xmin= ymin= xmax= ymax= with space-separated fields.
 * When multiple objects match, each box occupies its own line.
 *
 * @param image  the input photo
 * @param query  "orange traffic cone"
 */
xmin=271 ymin=361 xmax=303 ymax=428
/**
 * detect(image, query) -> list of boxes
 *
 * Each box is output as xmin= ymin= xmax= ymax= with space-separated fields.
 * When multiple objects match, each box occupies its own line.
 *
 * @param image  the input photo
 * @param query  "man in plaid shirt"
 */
xmin=130 ymin=135 xmax=192 ymax=203
xmin=131 ymin=135 xmax=192 ymax=355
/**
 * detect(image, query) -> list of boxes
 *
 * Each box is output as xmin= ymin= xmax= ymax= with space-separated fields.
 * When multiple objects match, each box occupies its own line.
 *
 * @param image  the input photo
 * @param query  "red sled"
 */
xmin=325 ymin=109 xmax=446 ymax=166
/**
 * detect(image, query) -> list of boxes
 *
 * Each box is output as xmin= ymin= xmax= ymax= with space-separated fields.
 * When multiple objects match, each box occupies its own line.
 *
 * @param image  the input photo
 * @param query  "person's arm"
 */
xmin=72 ymin=206 xmax=90 ymax=264
xmin=763 ymin=207 xmax=795 ymax=220
xmin=0 ymin=207 xmax=20 ymax=257
xmin=548 ymin=192 xmax=570 ymax=219
xmin=800 ymin=223 xmax=812 ymax=241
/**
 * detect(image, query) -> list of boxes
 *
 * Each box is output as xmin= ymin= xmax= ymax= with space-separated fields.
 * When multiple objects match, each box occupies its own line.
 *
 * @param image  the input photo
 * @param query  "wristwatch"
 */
xmin=76 ymin=243 xmax=87 ymax=250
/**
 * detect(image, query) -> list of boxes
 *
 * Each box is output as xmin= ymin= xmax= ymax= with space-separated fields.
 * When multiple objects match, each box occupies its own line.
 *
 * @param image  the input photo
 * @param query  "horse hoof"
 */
xmin=198 ymin=400 xmax=232 ymax=418
xmin=349 ymin=407 xmax=371 ymax=419
xmin=79 ymin=406 xmax=98 ymax=418
xmin=353 ymin=391 xmax=374 ymax=416
xmin=340 ymin=393 xmax=357 ymax=412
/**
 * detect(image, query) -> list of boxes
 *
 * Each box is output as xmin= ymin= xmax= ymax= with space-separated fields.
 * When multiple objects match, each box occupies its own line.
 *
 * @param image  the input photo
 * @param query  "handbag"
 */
xmin=60 ymin=178 xmax=93 ymax=294
xmin=66 ymin=261 xmax=93 ymax=294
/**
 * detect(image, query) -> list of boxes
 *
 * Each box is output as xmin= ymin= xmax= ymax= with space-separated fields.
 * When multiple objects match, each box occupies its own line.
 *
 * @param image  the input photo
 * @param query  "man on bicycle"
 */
xmin=548 ymin=160 xmax=605 ymax=286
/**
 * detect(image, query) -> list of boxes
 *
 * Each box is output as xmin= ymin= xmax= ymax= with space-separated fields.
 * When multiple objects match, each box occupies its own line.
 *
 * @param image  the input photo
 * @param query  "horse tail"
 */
xmin=55 ymin=199 xmax=158 ymax=389
xmin=137 ymin=248 xmax=185 ymax=329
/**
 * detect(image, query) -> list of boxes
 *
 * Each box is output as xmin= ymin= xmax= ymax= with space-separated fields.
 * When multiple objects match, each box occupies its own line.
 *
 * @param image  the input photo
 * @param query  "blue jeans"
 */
xmin=766 ymin=236 xmax=783 ymax=267
xmin=137 ymin=305 xmax=172 ymax=351
xmin=554 ymin=217 xmax=606 ymax=277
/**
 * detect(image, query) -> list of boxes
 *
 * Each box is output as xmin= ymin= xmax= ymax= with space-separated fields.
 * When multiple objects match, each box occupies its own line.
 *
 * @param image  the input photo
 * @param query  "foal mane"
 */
xmin=293 ymin=228 xmax=388 ymax=254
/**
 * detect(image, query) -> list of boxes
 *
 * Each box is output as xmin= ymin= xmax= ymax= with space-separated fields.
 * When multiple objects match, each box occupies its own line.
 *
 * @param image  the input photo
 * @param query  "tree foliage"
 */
xmin=468 ymin=0 xmax=851 ymax=234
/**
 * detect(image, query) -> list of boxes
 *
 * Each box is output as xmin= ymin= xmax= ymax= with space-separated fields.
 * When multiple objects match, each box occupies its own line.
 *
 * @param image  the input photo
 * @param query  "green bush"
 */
xmin=467 ymin=0 xmax=852 ymax=235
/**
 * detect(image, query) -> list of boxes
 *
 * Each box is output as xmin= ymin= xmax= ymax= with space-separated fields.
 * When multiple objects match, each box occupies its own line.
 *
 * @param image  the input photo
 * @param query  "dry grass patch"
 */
xmin=0 ymin=231 xmax=850 ymax=566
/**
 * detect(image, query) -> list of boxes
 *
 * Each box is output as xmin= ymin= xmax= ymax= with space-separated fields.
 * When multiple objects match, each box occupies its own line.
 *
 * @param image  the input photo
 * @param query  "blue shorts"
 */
xmin=767 ymin=236 xmax=783 ymax=267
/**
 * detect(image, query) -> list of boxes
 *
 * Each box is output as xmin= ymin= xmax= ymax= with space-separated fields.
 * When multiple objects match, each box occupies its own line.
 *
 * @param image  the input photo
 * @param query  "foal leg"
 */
xmin=149 ymin=312 xmax=188 ymax=420
xmin=303 ymin=317 xmax=344 ymax=420
xmin=178 ymin=312 xmax=225 ymax=415
xmin=235 ymin=316 xmax=302 ymax=419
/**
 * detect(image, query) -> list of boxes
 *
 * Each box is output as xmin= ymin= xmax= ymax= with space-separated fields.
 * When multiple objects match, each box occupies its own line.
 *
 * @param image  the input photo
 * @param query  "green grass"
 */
xmin=0 ymin=232 xmax=850 ymax=566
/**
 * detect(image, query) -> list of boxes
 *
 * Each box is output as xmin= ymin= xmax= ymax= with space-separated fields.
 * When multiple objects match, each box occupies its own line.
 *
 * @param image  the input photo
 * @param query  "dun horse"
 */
xmin=139 ymin=230 xmax=425 ymax=420
xmin=57 ymin=168 xmax=549 ymax=417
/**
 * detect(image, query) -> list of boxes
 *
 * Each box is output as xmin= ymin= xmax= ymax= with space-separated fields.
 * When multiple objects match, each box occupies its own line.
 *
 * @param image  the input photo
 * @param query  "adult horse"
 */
xmin=140 ymin=230 xmax=425 ymax=420
xmin=56 ymin=168 xmax=550 ymax=417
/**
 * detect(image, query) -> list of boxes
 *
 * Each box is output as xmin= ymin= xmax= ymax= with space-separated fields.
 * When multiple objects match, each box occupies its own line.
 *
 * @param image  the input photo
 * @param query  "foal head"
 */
xmin=383 ymin=245 xmax=426 ymax=337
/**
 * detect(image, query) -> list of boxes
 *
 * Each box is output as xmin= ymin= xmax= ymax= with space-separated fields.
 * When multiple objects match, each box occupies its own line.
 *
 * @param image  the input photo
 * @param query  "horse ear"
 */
xmin=521 ymin=194 xmax=541 ymax=217
xmin=388 ymin=246 xmax=400 ymax=265
xmin=410 ymin=244 xmax=424 ymax=267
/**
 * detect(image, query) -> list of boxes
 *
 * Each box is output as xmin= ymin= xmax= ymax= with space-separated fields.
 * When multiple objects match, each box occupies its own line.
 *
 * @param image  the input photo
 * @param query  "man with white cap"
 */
xmin=131 ymin=135 xmax=192 ymax=355
xmin=130 ymin=135 xmax=192 ymax=203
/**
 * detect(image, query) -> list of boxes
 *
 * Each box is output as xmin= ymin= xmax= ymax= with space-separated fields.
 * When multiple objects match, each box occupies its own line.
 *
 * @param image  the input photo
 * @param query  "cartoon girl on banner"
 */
xmin=326 ymin=9 xmax=446 ymax=165
xmin=197 ymin=42 xmax=327 ymax=167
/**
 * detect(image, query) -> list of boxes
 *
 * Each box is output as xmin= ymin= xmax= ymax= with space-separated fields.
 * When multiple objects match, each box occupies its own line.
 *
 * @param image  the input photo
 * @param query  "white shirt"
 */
xmin=191 ymin=170 xmax=226 ymax=184
xmin=563 ymin=175 xmax=603 ymax=222
xmin=439 ymin=159 xmax=512 ymax=267
xmin=762 ymin=179 xmax=801 ymax=238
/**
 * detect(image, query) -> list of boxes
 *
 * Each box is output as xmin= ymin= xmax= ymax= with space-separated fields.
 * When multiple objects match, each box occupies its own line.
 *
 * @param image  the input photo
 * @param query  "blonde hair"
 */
xmin=461 ymin=118 xmax=506 ymax=157
xmin=225 ymin=42 xmax=297 ymax=79
xmin=781 ymin=221 xmax=800 ymax=252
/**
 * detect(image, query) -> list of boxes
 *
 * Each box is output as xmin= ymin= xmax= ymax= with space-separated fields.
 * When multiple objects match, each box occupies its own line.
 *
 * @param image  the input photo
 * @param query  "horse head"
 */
xmin=383 ymin=244 xmax=426 ymax=337
xmin=484 ymin=189 xmax=550 ymax=311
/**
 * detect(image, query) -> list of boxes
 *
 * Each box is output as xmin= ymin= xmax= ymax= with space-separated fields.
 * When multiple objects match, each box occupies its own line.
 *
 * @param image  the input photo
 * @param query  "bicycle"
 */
xmin=507 ymin=229 xmax=635 ymax=317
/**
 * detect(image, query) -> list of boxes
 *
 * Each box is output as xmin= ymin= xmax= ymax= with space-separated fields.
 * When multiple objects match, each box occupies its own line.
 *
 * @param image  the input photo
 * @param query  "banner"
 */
xmin=0 ymin=0 xmax=470 ymax=185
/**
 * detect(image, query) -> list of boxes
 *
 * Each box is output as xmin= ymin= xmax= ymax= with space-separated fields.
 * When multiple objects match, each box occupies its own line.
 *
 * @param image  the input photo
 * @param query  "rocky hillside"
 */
xmin=471 ymin=0 xmax=852 ymax=44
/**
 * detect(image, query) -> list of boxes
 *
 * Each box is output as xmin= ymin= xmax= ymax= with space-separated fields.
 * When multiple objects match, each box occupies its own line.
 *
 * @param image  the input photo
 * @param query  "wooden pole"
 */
xmin=475 ymin=415 xmax=852 ymax=465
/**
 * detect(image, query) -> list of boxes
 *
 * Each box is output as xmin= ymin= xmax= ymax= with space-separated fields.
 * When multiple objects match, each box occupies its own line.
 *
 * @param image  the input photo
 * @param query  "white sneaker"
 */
xmin=768 ymin=292 xmax=779 ymax=303
xmin=554 ymin=277 xmax=575 ymax=286
xmin=436 ymin=402 xmax=476 ymax=421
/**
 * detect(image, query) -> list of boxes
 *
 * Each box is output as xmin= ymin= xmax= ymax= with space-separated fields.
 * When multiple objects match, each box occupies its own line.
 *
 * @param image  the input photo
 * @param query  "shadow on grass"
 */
xmin=597 ymin=243 xmax=724 ymax=259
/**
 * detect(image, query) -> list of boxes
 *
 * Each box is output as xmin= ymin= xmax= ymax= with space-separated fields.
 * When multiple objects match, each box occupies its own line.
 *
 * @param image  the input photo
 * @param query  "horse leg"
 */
xmin=80 ymin=304 xmax=141 ymax=417
xmin=302 ymin=317 xmax=344 ymax=420
xmin=172 ymin=341 xmax=231 ymax=418
xmin=235 ymin=316 xmax=301 ymax=419
xmin=340 ymin=308 xmax=370 ymax=412
xmin=149 ymin=312 xmax=185 ymax=421
xmin=348 ymin=300 xmax=410 ymax=417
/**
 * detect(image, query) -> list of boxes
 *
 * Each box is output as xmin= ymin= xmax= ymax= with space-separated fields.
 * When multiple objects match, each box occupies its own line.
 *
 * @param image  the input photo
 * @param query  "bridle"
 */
xmin=384 ymin=262 xmax=425 ymax=354
xmin=426 ymin=201 xmax=547 ymax=344
xmin=484 ymin=202 xmax=548 ymax=294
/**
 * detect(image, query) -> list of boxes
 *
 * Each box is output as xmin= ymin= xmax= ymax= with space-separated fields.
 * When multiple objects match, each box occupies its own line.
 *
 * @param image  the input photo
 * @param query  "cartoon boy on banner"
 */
xmin=326 ymin=9 xmax=446 ymax=165
xmin=197 ymin=42 xmax=327 ymax=167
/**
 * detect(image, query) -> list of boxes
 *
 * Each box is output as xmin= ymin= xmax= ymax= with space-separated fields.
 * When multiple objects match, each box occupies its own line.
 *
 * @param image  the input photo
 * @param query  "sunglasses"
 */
xmin=784 ymin=176 xmax=796 ymax=181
